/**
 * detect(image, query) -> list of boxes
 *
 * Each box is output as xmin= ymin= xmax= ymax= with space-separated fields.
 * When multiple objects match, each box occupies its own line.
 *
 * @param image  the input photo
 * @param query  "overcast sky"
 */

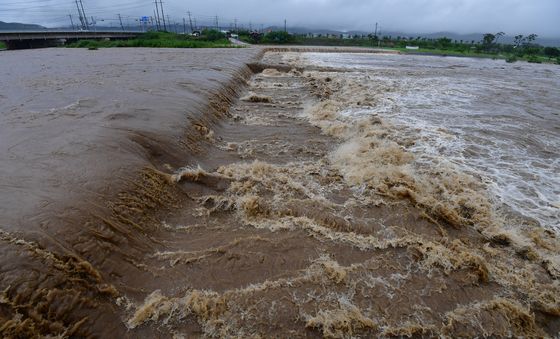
xmin=2 ymin=0 xmax=559 ymax=37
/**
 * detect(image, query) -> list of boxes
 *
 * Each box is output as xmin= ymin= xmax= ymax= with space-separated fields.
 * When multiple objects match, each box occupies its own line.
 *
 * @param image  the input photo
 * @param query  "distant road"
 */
xmin=229 ymin=37 xmax=250 ymax=46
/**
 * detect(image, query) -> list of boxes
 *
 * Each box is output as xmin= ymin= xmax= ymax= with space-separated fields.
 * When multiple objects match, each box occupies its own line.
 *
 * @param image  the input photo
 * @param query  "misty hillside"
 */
xmin=278 ymin=26 xmax=560 ymax=47
xmin=0 ymin=21 xmax=45 ymax=31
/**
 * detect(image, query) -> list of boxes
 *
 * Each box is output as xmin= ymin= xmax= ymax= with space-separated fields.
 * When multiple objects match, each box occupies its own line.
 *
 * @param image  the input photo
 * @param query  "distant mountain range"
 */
xmin=0 ymin=21 xmax=45 ymax=30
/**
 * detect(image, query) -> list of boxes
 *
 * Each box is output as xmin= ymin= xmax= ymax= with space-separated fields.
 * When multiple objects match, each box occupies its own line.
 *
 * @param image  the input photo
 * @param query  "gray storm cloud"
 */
xmin=2 ymin=0 xmax=559 ymax=37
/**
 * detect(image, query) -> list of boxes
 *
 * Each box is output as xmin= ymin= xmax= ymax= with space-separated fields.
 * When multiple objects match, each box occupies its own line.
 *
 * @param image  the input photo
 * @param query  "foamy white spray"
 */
xmin=302 ymin=52 xmax=560 ymax=231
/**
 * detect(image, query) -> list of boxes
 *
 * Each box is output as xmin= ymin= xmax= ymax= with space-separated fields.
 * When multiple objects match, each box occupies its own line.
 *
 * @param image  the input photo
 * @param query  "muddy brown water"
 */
xmin=0 ymin=47 xmax=559 ymax=337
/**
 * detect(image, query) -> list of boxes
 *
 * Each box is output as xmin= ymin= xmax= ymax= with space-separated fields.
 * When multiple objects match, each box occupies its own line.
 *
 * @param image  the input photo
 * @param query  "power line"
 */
xmin=159 ymin=0 xmax=166 ymax=31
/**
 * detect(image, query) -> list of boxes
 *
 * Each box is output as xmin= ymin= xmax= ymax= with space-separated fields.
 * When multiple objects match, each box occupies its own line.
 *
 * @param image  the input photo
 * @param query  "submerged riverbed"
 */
xmin=0 ymin=48 xmax=559 ymax=337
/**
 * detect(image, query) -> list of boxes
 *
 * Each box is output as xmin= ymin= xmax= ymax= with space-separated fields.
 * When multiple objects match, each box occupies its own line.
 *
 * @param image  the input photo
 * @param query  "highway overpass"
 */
xmin=0 ymin=31 xmax=141 ymax=49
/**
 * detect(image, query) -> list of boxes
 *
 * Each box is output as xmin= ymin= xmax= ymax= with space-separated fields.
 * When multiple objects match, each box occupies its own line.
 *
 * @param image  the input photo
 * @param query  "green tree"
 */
xmin=482 ymin=32 xmax=505 ymax=52
xmin=526 ymin=34 xmax=538 ymax=44
xmin=437 ymin=37 xmax=452 ymax=49
xmin=523 ymin=34 xmax=539 ymax=56
xmin=262 ymin=31 xmax=294 ymax=44
xmin=201 ymin=29 xmax=226 ymax=41
xmin=249 ymin=32 xmax=263 ymax=43
xmin=482 ymin=33 xmax=496 ymax=45
xmin=544 ymin=46 xmax=560 ymax=59
xmin=367 ymin=33 xmax=378 ymax=46
xmin=514 ymin=35 xmax=524 ymax=48
xmin=495 ymin=32 xmax=505 ymax=43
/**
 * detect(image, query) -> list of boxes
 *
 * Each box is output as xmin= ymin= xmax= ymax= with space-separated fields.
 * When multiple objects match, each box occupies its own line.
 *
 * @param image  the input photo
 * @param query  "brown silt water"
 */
xmin=0 ymin=47 xmax=559 ymax=337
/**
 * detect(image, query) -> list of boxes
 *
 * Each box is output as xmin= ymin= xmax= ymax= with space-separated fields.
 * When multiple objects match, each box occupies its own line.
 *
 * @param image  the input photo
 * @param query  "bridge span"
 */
xmin=0 ymin=31 xmax=141 ymax=49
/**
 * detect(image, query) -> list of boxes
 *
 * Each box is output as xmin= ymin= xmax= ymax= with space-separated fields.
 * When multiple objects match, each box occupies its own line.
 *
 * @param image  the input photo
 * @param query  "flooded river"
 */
xmin=0 ymin=47 xmax=558 ymax=337
xmin=302 ymin=52 xmax=560 ymax=231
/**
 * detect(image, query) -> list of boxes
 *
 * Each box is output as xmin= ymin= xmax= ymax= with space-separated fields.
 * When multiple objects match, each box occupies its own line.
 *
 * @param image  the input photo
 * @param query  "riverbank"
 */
xmin=241 ymin=32 xmax=560 ymax=64
xmin=393 ymin=47 xmax=558 ymax=63
xmin=67 ymin=31 xmax=234 ymax=49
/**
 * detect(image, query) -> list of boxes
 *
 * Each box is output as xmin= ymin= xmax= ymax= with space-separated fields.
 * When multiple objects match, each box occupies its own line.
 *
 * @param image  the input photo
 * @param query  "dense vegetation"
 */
xmin=0 ymin=41 xmax=6 ymax=49
xmin=240 ymin=30 xmax=560 ymax=63
xmin=67 ymin=30 xmax=232 ymax=49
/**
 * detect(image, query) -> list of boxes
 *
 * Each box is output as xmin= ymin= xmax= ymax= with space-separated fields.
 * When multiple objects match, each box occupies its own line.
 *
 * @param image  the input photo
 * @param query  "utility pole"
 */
xmin=215 ymin=15 xmax=219 ymax=30
xmin=187 ymin=11 xmax=194 ymax=32
xmin=159 ymin=0 xmax=167 ymax=31
xmin=165 ymin=15 xmax=172 ymax=32
xmin=79 ymin=0 xmax=89 ymax=30
xmin=68 ymin=14 xmax=75 ymax=31
xmin=284 ymin=19 xmax=287 ymax=33
xmin=153 ymin=10 xmax=159 ymax=30
xmin=118 ymin=14 xmax=125 ymax=31
xmin=154 ymin=1 xmax=161 ymax=30
xmin=372 ymin=22 xmax=378 ymax=47
xmin=249 ymin=21 xmax=252 ymax=32
xmin=168 ymin=16 xmax=176 ymax=33
xmin=234 ymin=18 xmax=238 ymax=33
xmin=182 ymin=18 xmax=186 ymax=34
xmin=75 ymin=0 xmax=84 ymax=30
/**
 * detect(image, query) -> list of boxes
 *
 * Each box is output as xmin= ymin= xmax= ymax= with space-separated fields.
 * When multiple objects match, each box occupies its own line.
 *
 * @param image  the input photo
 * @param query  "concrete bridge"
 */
xmin=0 ymin=31 xmax=141 ymax=50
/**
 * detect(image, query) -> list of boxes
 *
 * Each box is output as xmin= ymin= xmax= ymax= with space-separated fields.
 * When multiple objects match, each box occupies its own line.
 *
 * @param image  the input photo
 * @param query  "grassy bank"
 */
xmin=67 ymin=31 xmax=233 ymax=49
xmin=240 ymin=31 xmax=560 ymax=64
xmin=0 ymin=41 xmax=6 ymax=49
xmin=394 ymin=47 xmax=554 ymax=63
xmin=395 ymin=47 xmax=498 ymax=58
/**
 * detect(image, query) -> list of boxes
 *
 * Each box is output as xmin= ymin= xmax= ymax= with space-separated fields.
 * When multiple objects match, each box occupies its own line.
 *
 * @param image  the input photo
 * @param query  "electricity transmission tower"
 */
xmin=74 ymin=0 xmax=89 ymax=30
xmin=68 ymin=14 xmax=75 ymax=31
xmin=159 ymin=0 xmax=167 ymax=31
xmin=118 ymin=14 xmax=125 ymax=31
xmin=154 ymin=1 xmax=161 ymax=30
xmin=187 ymin=11 xmax=194 ymax=32
xmin=153 ymin=9 xmax=160 ymax=30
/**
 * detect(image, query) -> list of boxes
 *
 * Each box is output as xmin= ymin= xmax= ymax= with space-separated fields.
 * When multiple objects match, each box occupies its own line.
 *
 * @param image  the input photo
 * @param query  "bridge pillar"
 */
xmin=3 ymin=39 xmax=61 ymax=50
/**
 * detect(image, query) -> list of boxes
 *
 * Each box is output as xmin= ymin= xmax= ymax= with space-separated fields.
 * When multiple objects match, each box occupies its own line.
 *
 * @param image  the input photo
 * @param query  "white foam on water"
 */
xmin=302 ymin=52 xmax=560 ymax=231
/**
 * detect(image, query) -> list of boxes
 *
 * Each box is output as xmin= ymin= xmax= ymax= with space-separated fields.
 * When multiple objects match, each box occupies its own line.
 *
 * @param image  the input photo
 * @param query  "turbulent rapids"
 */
xmin=0 ymin=48 xmax=559 ymax=337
